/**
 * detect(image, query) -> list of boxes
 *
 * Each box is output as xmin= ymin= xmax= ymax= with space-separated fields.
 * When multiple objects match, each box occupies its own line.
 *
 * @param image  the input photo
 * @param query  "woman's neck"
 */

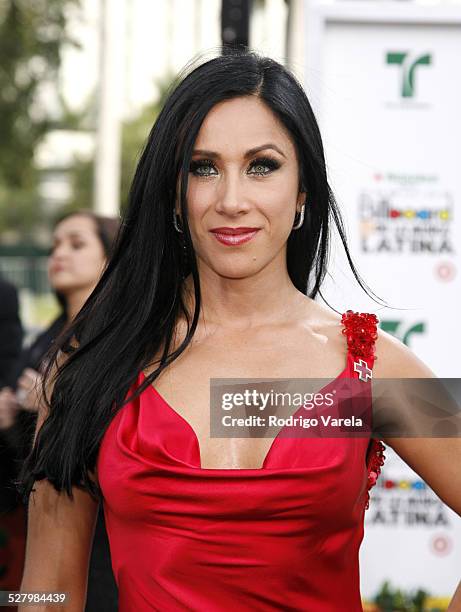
xmin=181 ymin=268 xmax=307 ymax=331
xmin=65 ymin=286 xmax=96 ymax=323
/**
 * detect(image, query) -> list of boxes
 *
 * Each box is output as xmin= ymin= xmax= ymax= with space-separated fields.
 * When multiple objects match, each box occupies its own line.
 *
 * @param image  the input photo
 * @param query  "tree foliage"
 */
xmin=0 ymin=0 xmax=79 ymax=236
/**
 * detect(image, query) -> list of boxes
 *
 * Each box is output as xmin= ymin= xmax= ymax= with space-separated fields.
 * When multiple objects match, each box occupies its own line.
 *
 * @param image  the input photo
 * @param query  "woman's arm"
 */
xmin=19 ymin=351 xmax=99 ymax=612
xmin=374 ymin=330 xmax=461 ymax=516
xmin=20 ymin=481 xmax=99 ymax=612
xmin=447 ymin=580 xmax=461 ymax=611
xmin=374 ymin=330 xmax=461 ymax=610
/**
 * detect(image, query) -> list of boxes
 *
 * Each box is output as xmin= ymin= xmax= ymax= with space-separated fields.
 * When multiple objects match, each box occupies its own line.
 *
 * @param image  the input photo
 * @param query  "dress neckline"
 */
xmin=138 ymin=310 xmax=379 ymax=472
xmin=140 ymin=356 xmax=352 ymax=473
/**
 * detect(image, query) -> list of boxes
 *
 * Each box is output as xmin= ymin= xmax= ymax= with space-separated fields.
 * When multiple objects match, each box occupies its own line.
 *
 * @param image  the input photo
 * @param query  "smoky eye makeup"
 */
xmin=189 ymin=159 xmax=216 ymax=176
xmin=248 ymin=157 xmax=281 ymax=174
xmin=189 ymin=156 xmax=282 ymax=177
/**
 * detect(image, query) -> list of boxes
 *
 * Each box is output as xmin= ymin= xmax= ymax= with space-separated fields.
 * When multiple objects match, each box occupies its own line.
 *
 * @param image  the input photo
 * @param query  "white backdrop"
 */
xmin=304 ymin=1 xmax=461 ymax=601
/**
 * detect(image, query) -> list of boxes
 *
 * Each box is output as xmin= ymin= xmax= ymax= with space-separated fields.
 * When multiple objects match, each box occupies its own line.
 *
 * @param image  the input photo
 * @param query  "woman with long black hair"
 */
xmin=19 ymin=50 xmax=461 ymax=611
xmin=0 ymin=210 xmax=120 ymax=611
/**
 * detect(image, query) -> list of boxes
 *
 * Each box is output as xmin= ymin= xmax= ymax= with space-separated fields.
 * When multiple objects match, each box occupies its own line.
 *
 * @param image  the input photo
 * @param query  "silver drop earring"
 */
xmin=292 ymin=203 xmax=306 ymax=230
xmin=172 ymin=208 xmax=188 ymax=279
xmin=180 ymin=237 xmax=188 ymax=280
xmin=173 ymin=208 xmax=183 ymax=233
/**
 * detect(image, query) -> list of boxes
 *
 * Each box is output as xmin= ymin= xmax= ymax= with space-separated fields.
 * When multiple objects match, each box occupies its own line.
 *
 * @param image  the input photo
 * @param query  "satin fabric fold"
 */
xmin=98 ymin=353 xmax=381 ymax=610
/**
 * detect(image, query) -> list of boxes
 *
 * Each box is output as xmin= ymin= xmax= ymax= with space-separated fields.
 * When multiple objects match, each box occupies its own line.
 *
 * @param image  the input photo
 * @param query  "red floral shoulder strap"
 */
xmin=341 ymin=310 xmax=379 ymax=367
xmin=341 ymin=310 xmax=386 ymax=509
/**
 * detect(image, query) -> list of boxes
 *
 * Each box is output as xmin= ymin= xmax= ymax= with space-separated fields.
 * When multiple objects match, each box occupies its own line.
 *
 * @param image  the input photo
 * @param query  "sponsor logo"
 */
xmin=386 ymin=52 xmax=432 ymax=98
xmin=379 ymin=320 xmax=426 ymax=347
xmin=359 ymin=177 xmax=454 ymax=254
xmin=435 ymin=261 xmax=457 ymax=282
xmin=430 ymin=534 xmax=453 ymax=556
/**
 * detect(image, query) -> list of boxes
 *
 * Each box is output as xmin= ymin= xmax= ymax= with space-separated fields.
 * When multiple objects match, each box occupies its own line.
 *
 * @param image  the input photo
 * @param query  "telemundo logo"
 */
xmin=386 ymin=51 xmax=432 ymax=98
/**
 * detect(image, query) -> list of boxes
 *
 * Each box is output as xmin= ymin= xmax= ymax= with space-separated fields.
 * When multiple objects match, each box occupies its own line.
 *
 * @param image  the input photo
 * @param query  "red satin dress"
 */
xmin=97 ymin=311 xmax=386 ymax=611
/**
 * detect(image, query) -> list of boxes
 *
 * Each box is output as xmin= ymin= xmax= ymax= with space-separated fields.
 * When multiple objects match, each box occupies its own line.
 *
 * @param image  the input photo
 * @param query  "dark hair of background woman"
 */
xmin=18 ymin=48 xmax=389 ymax=502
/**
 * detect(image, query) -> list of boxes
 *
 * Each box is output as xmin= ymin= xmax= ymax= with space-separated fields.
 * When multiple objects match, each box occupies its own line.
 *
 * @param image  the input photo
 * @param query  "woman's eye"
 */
xmin=189 ymin=157 xmax=280 ymax=177
xmin=189 ymin=159 xmax=217 ymax=177
xmin=248 ymin=157 xmax=280 ymax=176
xmin=71 ymin=242 xmax=85 ymax=250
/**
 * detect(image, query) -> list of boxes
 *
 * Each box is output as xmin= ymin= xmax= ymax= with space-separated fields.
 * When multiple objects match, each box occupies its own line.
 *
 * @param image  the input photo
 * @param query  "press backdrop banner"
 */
xmin=304 ymin=1 xmax=461 ymax=602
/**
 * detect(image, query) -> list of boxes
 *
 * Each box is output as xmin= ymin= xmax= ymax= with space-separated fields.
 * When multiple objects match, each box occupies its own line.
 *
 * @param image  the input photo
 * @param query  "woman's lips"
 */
xmin=210 ymin=230 xmax=260 ymax=246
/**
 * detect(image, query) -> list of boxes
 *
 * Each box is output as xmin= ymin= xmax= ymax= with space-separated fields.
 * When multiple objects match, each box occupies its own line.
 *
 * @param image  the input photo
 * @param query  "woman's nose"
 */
xmin=50 ymin=244 xmax=68 ymax=260
xmin=215 ymin=173 xmax=251 ymax=216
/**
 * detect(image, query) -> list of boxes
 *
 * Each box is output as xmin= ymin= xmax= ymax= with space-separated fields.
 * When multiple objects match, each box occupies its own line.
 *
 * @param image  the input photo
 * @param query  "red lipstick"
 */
xmin=210 ymin=227 xmax=260 ymax=246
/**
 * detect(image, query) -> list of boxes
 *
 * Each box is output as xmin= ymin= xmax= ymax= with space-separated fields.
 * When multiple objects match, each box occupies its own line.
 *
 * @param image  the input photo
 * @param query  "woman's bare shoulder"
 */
xmin=297 ymin=297 xmax=342 ymax=324
xmin=374 ymin=327 xmax=436 ymax=378
xmin=303 ymin=302 xmax=437 ymax=379
xmin=296 ymin=298 xmax=346 ymax=353
xmin=298 ymin=297 xmax=344 ymax=333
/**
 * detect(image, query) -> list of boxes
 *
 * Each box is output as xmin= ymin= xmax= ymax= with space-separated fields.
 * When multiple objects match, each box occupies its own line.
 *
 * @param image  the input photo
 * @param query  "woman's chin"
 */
xmin=50 ymin=280 xmax=74 ymax=294
xmin=212 ymin=262 xmax=262 ymax=280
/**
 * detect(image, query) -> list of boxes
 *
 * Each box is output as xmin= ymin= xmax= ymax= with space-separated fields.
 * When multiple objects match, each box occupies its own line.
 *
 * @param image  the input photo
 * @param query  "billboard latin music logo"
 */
xmin=358 ymin=187 xmax=454 ymax=254
xmin=361 ymin=200 xmax=451 ymax=222
xmin=386 ymin=51 xmax=432 ymax=98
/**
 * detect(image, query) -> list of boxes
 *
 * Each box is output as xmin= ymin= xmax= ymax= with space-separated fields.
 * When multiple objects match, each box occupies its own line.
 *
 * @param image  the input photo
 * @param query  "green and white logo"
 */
xmin=380 ymin=320 xmax=426 ymax=346
xmin=386 ymin=52 xmax=432 ymax=98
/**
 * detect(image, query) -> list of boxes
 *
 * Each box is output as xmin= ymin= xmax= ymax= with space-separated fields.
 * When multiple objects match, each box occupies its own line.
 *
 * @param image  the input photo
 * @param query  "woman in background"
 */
xmin=0 ymin=209 xmax=120 ymax=612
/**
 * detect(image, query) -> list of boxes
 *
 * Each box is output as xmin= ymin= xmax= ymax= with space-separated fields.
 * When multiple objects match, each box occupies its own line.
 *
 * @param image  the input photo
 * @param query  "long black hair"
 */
xmin=19 ymin=49 xmax=387 ymax=502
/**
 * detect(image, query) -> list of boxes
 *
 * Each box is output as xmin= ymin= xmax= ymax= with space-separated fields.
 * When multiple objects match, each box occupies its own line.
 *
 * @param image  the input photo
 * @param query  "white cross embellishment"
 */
xmin=353 ymin=359 xmax=372 ymax=382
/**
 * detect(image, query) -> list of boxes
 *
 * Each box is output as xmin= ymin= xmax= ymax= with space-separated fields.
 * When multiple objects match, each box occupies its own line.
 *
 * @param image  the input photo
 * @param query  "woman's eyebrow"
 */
xmin=192 ymin=143 xmax=286 ymax=159
xmin=55 ymin=232 xmax=85 ymax=240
